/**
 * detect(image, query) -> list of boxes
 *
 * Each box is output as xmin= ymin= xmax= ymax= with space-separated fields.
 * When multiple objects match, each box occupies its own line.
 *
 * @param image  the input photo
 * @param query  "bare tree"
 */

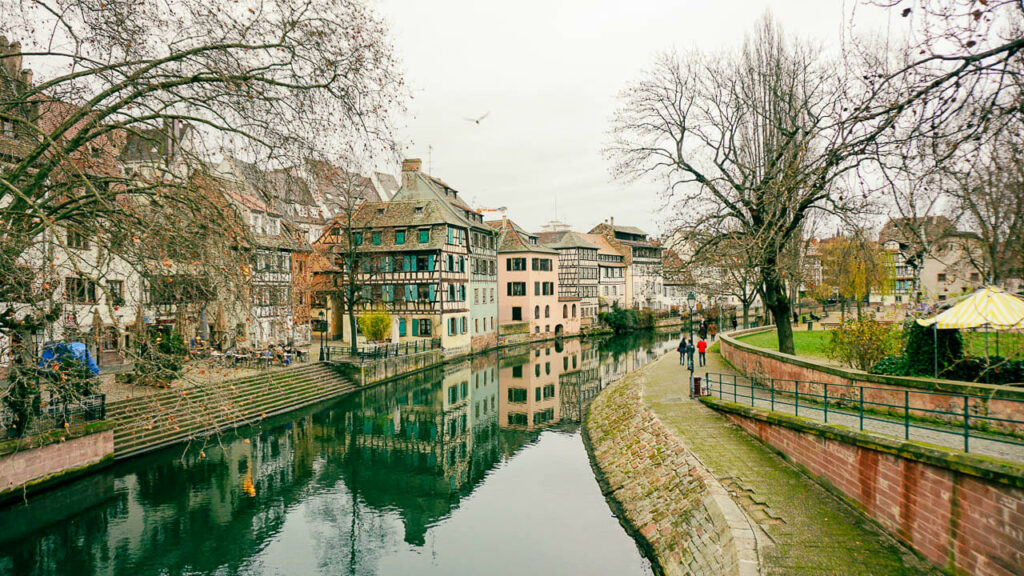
xmin=312 ymin=159 xmax=380 ymax=356
xmin=0 ymin=0 xmax=402 ymax=436
xmin=608 ymin=14 xmax=886 ymax=354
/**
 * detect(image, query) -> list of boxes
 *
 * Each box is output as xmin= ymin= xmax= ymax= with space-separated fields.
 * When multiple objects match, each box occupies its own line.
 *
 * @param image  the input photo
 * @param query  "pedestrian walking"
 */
xmin=697 ymin=338 xmax=707 ymax=367
xmin=732 ymin=318 xmax=738 ymax=331
xmin=709 ymin=323 xmax=717 ymax=342
xmin=677 ymin=338 xmax=687 ymax=365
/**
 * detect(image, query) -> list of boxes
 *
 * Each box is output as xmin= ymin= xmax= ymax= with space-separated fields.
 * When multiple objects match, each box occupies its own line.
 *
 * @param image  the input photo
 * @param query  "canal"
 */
xmin=0 ymin=330 xmax=682 ymax=576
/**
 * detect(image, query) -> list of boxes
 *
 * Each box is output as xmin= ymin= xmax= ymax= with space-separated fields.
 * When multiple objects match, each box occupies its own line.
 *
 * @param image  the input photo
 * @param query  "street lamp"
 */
xmin=686 ymin=292 xmax=696 ymax=342
xmin=318 ymin=310 xmax=326 ymax=362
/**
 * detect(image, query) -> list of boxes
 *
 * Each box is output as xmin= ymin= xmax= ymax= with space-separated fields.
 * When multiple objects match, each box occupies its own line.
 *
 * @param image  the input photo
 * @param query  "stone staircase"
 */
xmin=107 ymin=363 xmax=357 ymax=459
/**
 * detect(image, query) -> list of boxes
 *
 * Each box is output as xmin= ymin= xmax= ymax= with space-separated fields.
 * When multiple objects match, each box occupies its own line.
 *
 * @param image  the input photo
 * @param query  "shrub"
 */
xmin=903 ymin=321 xmax=962 ymax=376
xmin=358 ymin=308 xmax=392 ymax=342
xmin=870 ymin=355 xmax=909 ymax=376
xmin=826 ymin=318 xmax=903 ymax=371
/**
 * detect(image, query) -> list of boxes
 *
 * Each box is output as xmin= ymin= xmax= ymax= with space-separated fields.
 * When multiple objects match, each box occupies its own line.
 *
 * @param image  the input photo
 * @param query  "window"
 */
xmin=418 ymin=318 xmax=432 ymax=336
xmin=531 ymin=258 xmax=552 ymax=271
xmin=418 ymin=229 xmax=430 ymax=243
xmin=353 ymin=232 xmax=363 ymax=246
xmin=507 ymin=282 xmax=526 ymax=296
xmin=563 ymin=304 xmax=568 ymax=318
xmin=507 ymin=258 xmax=527 ymax=271
xmin=372 ymin=231 xmax=382 ymax=245
xmin=512 ymin=366 xmax=523 ymax=379
xmin=460 ymin=316 xmax=467 ymax=333
xmin=545 ymin=305 xmax=550 ymax=318
xmin=970 ymin=272 xmax=980 ymax=282
xmin=395 ymin=230 xmax=406 ymax=244
xmin=572 ymin=304 xmax=576 ymax=317
xmin=67 ymin=230 xmax=89 ymax=250
xmin=535 ymin=282 xmax=541 ymax=296
xmin=475 ymin=319 xmax=479 ymax=333
xmin=474 ymin=288 xmax=479 ymax=304
xmin=512 ymin=307 xmax=522 ymax=321
xmin=490 ymin=288 xmax=495 ymax=303
xmin=508 ymin=387 xmax=527 ymax=403
xmin=535 ymin=305 xmax=540 ymax=319
xmin=449 ymin=318 xmax=457 ymax=336
xmin=107 ymin=280 xmax=124 ymax=305
xmin=66 ymin=276 xmax=97 ymax=304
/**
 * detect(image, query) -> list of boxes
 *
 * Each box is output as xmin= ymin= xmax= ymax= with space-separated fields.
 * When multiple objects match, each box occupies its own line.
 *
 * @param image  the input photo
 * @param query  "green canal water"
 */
xmin=0 ymin=331 xmax=682 ymax=576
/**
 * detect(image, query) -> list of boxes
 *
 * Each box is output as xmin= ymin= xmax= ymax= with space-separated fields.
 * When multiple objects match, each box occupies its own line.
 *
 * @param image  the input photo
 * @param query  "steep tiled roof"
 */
xmin=580 ymin=233 xmax=627 ymax=264
xmin=536 ymin=230 xmax=598 ymax=250
xmin=488 ymin=218 xmax=557 ymax=254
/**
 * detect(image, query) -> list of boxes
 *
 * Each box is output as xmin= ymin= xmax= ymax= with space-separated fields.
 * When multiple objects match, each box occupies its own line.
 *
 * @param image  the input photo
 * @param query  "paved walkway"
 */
xmin=643 ymin=350 xmax=940 ymax=575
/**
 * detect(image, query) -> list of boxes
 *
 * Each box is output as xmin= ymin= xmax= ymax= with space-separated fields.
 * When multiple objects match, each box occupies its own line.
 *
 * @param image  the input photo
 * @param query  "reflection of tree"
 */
xmin=0 ymin=333 xmax=683 ymax=575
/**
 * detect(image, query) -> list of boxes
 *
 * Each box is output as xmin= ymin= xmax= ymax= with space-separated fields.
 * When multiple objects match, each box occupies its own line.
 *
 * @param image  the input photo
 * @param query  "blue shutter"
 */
xmin=403 ymin=256 xmax=411 ymax=272
xmin=412 ymin=318 xmax=419 ymax=336
xmin=429 ymin=285 xmax=436 ymax=302
xmin=428 ymin=254 xmax=435 ymax=271
xmin=448 ymin=227 xmax=453 ymax=244
xmin=399 ymin=318 xmax=406 ymax=337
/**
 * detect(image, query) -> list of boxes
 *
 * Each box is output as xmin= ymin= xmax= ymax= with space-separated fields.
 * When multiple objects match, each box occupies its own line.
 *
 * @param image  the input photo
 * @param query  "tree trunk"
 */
xmin=348 ymin=307 xmax=358 ymax=356
xmin=763 ymin=274 xmax=795 ymax=355
xmin=855 ymin=296 xmax=862 ymax=321
xmin=742 ymin=303 xmax=750 ymax=329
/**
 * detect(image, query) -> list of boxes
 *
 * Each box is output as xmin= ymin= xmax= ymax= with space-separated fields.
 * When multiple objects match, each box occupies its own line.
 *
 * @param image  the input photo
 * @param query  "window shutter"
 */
xmin=412 ymin=318 xmax=419 ymax=336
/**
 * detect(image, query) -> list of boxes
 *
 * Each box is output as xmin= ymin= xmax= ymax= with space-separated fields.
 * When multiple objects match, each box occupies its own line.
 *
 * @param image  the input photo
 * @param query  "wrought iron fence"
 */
xmin=326 ymin=338 xmax=442 ymax=361
xmin=703 ymin=372 xmax=1024 ymax=454
xmin=1 ymin=392 xmax=107 ymax=438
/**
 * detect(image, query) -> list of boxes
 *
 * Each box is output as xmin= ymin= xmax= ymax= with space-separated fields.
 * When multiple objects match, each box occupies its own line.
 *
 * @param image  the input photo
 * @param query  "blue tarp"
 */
xmin=38 ymin=342 xmax=100 ymax=376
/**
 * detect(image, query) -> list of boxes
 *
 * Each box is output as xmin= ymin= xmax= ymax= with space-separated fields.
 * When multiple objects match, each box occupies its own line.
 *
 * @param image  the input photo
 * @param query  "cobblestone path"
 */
xmin=644 ymin=350 xmax=940 ymax=575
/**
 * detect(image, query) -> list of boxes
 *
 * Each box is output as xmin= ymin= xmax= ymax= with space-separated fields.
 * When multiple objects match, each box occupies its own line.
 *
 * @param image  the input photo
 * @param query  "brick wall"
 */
xmin=716 ymin=404 xmax=1024 ymax=576
xmin=587 ymin=371 xmax=758 ymax=576
xmin=0 ymin=430 xmax=114 ymax=498
xmin=720 ymin=333 xmax=1024 ymax=434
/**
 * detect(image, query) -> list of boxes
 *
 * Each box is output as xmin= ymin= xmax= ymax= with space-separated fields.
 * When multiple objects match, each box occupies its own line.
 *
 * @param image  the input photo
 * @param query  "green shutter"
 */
xmin=429 ymin=285 xmax=436 ymax=302
xmin=428 ymin=254 xmax=435 ymax=270
xmin=412 ymin=318 xmax=419 ymax=336
xmin=399 ymin=318 xmax=406 ymax=336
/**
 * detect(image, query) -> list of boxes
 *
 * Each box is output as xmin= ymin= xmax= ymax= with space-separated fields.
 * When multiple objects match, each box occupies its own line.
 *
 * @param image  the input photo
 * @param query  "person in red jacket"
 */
xmin=697 ymin=338 xmax=708 ymax=367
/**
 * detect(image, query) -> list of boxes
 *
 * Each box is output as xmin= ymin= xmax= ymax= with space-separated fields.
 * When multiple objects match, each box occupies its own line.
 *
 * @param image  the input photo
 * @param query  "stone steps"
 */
xmin=109 ymin=364 xmax=356 ymax=459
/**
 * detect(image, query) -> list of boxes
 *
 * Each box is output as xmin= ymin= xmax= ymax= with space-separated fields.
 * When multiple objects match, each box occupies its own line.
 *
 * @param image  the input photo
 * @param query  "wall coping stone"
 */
xmin=701 ymin=395 xmax=1024 ymax=489
xmin=720 ymin=329 xmax=1024 ymax=400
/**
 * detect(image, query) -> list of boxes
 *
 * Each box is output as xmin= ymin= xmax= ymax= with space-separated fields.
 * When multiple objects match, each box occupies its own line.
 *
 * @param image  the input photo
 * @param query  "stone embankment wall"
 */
xmin=0 ymin=430 xmax=113 ymax=502
xmin=356 ymin=350 xmax=444 ymax=385
xmin=586 ymin=371 xmax=758 ymax=576
xmin=720 ymin=330 xmax=1024 ymax=433
xmin=707 ymin=398 xmax=1024 ymax=576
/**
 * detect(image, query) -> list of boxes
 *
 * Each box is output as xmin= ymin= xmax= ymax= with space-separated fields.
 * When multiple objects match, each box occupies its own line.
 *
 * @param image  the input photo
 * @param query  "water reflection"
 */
xmin=0 ymin=331 xmax=680 ymax=576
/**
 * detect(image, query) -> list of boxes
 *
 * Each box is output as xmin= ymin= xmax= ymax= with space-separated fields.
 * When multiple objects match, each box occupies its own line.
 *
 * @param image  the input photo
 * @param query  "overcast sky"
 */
xmin=371 ymin=0 xmax=891 ymax=236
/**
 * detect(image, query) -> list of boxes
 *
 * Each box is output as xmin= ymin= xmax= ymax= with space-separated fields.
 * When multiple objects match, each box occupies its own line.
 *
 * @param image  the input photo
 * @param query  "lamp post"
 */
xmin=686 ymin=291 xmax=696 ymax=342
xmin=318 ymin=310 xmax=326 ymax=362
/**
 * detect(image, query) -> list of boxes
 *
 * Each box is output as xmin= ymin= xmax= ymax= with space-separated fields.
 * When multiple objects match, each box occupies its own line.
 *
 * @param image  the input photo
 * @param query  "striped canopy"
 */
xmin=917 ymin=286 xmax=1024 ymax=330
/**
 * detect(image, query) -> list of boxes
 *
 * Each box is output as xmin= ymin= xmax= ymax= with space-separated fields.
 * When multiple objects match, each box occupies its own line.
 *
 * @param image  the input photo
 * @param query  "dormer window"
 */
xmin=415 ymin=206 xmax=424 ymax=216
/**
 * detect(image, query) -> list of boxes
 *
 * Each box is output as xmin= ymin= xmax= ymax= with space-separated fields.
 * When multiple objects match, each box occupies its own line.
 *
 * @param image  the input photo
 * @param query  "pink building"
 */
xmin=487 ymin=218 xmax=579 ymax=340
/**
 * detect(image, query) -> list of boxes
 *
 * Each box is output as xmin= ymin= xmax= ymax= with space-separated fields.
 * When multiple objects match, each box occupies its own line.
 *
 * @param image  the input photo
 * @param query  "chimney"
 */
xmin=20 ymin=68 xmax=32 ymax=86
xmin=3 ymin=40 xmax=22 ymax=80
xmin=610 ymin=216 xmax=615 ymax=230
xmin=402 ymin=158 xmax=422 ymax=173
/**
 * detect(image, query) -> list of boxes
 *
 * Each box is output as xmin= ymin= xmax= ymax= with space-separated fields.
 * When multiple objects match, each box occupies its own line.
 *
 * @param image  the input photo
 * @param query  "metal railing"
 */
xmin=703 ymin=372 xmax=1024 ymax=454
xmin=327 ymin=337 xmax=442 ymax=361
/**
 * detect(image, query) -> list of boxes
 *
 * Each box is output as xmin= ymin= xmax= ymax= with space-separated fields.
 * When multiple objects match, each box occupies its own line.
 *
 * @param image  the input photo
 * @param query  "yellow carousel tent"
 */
xmin=917 ymin=286 xmax=1024 ymax=330
xmin=916 ymin=286 xmax=1024 ymax=379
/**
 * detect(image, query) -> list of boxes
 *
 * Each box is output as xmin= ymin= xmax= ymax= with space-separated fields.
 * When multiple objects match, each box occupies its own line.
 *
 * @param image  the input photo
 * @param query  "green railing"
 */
xmin=702 ymin=372 xmax=1024 ymax=454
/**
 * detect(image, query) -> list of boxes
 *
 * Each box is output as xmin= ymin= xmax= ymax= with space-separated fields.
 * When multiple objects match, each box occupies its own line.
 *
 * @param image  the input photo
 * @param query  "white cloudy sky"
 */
xmin=371 ymin=0 xmax=892 ymax=236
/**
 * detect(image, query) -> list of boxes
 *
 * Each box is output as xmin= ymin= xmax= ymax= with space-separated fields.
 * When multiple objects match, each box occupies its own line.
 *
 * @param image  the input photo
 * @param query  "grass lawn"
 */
xmin=737 ymin=328 xmax=1024 ymax=360
xmin=736 ymin=329 xmax=831 ymax=359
